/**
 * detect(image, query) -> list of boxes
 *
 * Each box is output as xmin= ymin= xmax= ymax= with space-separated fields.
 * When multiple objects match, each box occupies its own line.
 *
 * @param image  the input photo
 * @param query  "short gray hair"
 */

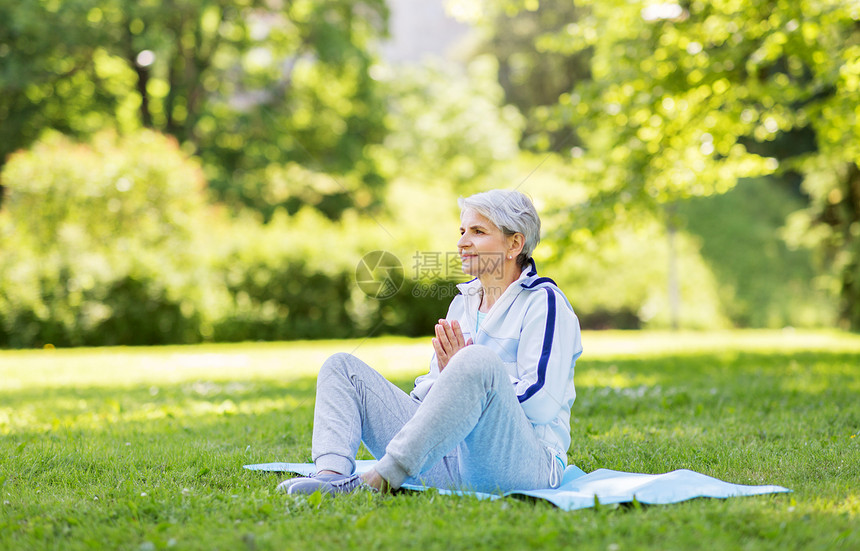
xmin=458 ymin=189 xmax=541 ymax=268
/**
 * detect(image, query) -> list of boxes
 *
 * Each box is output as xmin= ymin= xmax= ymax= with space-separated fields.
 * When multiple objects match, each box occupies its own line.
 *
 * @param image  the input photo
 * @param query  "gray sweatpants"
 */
xmin=311 ymin=345 xmax=561 ymax=493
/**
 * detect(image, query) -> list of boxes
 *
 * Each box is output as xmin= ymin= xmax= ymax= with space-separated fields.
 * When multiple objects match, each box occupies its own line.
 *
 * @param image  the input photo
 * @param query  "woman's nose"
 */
xmin=457 ymin=233 xmax=469 ymax=248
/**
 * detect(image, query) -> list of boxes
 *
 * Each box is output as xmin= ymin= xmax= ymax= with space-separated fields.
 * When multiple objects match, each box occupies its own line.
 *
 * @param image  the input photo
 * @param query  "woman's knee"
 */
xmin=444 ymin=345 xmax=505 ymax=379
xmin=318 ymin=352 xmax=355 ymax=379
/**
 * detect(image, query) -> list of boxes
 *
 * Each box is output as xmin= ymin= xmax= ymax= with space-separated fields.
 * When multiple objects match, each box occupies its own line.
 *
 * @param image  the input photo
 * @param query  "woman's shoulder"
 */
xmin=517 ymin=280 xmax=577 ymax=318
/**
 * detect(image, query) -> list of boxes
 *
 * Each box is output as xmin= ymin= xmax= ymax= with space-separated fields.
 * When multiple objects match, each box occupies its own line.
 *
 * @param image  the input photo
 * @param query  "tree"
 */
xmin=472 ymin=0 xmax=592 ymax=151
xmin=378 ymin=56 xmax=524 ymax=192
xmin=0 ymin=0 xmax=389 ymax=219
xmin=525 ymin=0 xmax=860 ymax=328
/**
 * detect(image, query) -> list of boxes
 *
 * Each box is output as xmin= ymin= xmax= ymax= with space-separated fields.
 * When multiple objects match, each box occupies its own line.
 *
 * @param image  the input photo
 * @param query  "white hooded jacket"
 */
xmin=411 ymin=259 xmax=582 ymax=461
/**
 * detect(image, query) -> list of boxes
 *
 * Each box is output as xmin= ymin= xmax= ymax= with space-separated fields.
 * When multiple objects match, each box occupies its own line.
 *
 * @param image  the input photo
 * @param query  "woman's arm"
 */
xmin=514 ymin=287 xmax=582 ymax=425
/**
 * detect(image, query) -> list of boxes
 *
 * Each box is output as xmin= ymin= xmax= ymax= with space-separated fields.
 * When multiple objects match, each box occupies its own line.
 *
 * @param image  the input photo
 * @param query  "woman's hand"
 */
xmin=432 ymin=319 xmax=473 ymax=371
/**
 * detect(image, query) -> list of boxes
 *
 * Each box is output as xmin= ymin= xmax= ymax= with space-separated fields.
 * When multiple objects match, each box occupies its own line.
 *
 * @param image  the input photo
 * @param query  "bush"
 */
xmin=542 ymin=217 xmax=730 ymax=330
xmin=376 ymin=278 xmax=461 ymax=337
xmin=0 ymin=131 xmax=470 ymax=347
xmin=202 ymin=206 xmax=460 ymax=341
xmin=0 ymin=130 xmax=211 ymax=347
xmin=0 ymin=59 xmax=547 ymax=346
xmin=88 ymin=274 xmax=202 ymax=346
xmin=211 ymin=257 xmax=354 ymax=342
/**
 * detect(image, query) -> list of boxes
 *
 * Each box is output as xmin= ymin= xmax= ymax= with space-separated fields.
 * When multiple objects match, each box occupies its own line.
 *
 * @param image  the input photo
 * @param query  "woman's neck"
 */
xmin=478 ymin=264 xmax=521 ymax=312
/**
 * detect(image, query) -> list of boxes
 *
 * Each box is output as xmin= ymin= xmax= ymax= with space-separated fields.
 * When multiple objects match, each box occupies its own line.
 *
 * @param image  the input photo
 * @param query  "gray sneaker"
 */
xmin=285 ymin=473 xmax=376 ymax=496
xmin=276 ymin=472 xmax=344 ymax=494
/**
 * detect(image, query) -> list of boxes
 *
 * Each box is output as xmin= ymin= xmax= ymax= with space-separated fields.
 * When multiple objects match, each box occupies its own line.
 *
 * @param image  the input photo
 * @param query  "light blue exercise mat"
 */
xmin=244 ymin=460 xmax=791 ymax=511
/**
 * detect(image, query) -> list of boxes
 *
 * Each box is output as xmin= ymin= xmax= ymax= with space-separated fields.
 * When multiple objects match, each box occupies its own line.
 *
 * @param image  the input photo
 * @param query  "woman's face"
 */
xmin=458 ymin=208 xmax=512 ymax=278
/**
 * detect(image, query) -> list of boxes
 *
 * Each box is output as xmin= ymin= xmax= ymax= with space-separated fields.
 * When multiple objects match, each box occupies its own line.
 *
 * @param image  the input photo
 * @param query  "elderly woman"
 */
xmin=279 ymin=189 xmax=582 ymax=495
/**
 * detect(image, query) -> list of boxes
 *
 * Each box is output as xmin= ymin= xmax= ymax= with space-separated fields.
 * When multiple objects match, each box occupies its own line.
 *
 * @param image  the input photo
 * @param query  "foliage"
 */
xmin=0 ymin=24 xmax=842 ymax=345
xmin=0 ymin=130 xmax=213 ymax=346
xmin=471 ymin=0 xmax=592 ymax=151
xmin=205 ymin=209 xmax=369 ymax=342
xmin=0 ymin=0 xmax=390 ymax=219
xmin=0 ymin=133 xmax=834 ymax=347
xmin=0 ymin=126 xmax=459 ymax=347
xmin=0 ymin=130 xmax=474 ymax=347
xmin=1 ymin=333 xmax=859 ymax=549
xmin=680 ymin=177 xmax=836 ymax=328
xmin=485 ymin=153 xmax=727 ymax=329
xmin=377 ymin=56 xmax=525 ymax=191
xmin=523 ymin=0 xmax=860 ymax=327
xmin=554 ymin=217 xmax=730 ymax=330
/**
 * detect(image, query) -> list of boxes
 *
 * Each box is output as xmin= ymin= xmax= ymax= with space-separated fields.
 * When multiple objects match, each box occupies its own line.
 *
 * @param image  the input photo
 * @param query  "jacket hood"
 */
xmin=517 ymin=258 xmax=560 ymax=292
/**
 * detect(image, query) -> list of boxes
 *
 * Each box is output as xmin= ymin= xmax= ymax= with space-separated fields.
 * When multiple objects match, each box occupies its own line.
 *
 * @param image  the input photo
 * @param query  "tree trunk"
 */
xmin=666 ymin=203 xmax=680 ymax=331
xmin=134 ymin=65 xmax=153 ymax=128
xmin=126 ymin=21 xmax=152 ymax=128
xmin=841 ymin=163 xmax=860 ymax=330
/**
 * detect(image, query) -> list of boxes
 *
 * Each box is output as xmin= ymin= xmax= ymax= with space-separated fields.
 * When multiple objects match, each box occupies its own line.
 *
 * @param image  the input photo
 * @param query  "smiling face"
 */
xmin=458 ymin=208 xmax=520 ymax=278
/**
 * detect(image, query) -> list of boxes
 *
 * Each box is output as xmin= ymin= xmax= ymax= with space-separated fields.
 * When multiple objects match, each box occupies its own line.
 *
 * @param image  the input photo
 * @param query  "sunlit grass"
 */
xmin=5 ymin=329 xmax=859 ymax=390
xmin=1 ymin=330 xmax=859 ymax=550
xmin=583 ymin=328 xmax=860 ymax=357
xmin=0 ymin=336 xmax=432 ymax=391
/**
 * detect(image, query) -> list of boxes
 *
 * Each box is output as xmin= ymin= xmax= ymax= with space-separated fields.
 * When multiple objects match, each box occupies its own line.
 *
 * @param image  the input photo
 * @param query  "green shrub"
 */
xmin=0 ymin=130 xmax=211 ymax=347
xmin=377 ymin=278 xmax=461 ymax=336
xmin=211 ymin=258 xmax=354 ymax=342
xmin=87 ymin=274 xmax=202 ymax=346
xmin=0 ymin=133 xmax=471 ymax=347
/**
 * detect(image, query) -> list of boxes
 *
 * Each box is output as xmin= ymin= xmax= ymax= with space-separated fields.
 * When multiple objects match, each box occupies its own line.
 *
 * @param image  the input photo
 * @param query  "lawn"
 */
xmin=1 ymin=330 xmax=859 ymax=550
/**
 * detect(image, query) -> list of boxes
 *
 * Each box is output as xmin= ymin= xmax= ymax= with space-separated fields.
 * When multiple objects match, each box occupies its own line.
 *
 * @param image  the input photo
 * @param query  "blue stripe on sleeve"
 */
xmin=518 ymin=287 xmax=556 ymax=403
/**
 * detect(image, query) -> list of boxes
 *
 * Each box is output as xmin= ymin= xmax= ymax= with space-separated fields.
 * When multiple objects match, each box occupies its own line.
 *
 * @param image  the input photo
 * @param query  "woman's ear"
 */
xmin=507 ymin=233 xmax=525 ymax=259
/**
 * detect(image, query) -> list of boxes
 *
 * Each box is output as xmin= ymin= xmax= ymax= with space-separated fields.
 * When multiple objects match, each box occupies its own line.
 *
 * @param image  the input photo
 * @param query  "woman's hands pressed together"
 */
xmin=432 ymin=319 xmax=473 ymax=371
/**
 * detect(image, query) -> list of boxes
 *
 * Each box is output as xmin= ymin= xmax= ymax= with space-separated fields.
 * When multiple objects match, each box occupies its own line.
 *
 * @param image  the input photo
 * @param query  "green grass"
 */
xmin=1 ymin=331 xmax=859 ymax=550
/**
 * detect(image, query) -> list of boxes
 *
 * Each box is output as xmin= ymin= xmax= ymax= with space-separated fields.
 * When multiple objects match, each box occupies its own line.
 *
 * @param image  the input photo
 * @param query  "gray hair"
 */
xmin=458 ymin=189 xmax=541 ymax=268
